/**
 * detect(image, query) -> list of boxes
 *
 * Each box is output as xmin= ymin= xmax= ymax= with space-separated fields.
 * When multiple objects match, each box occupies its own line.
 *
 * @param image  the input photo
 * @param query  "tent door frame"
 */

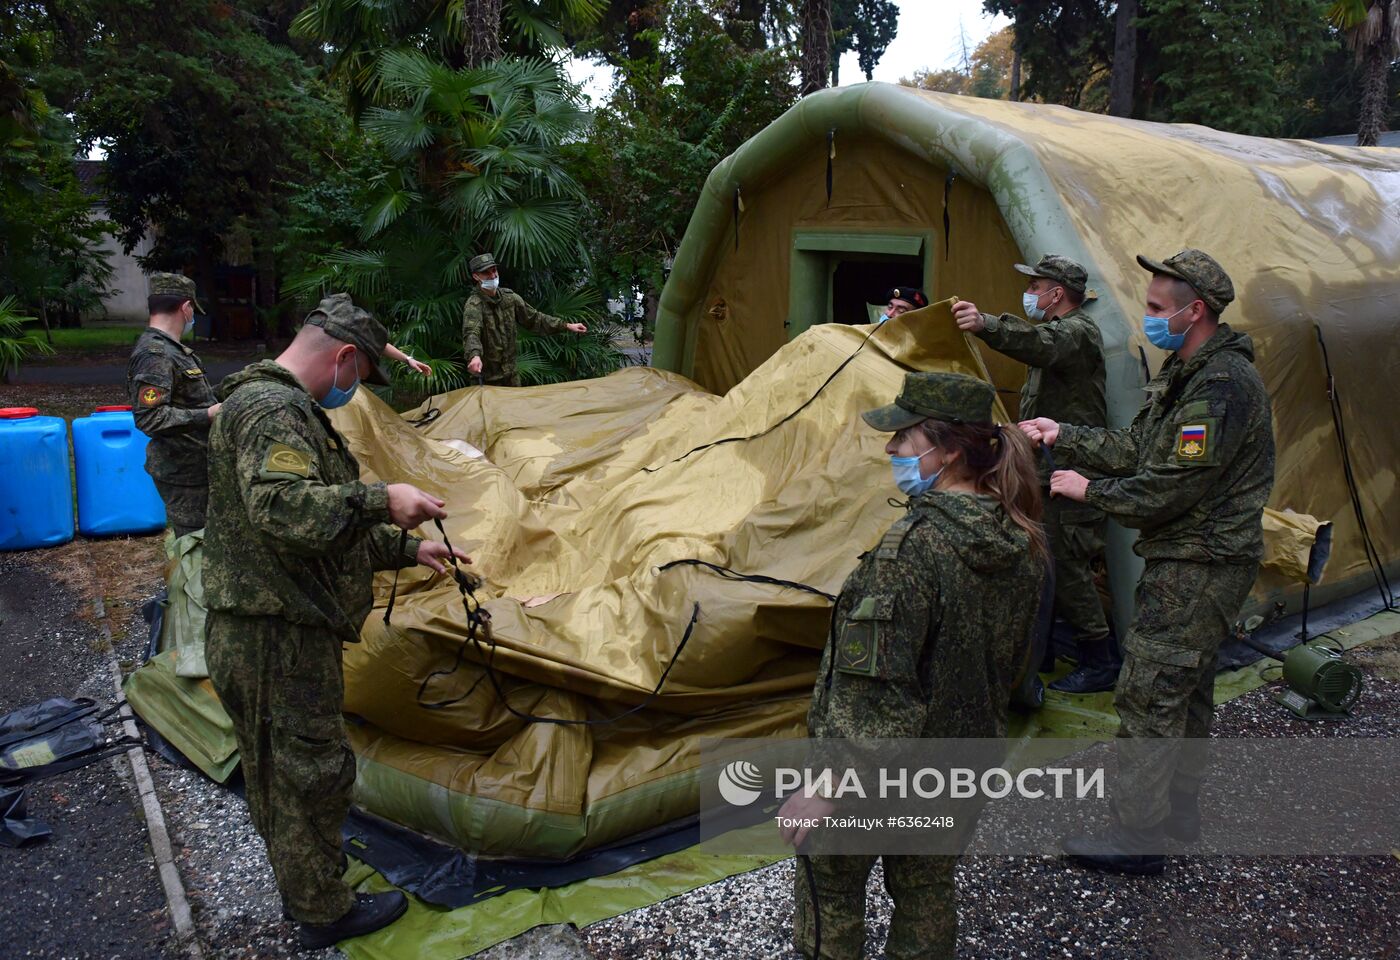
xmin=786 ymin=230 xmax=934 ymax=338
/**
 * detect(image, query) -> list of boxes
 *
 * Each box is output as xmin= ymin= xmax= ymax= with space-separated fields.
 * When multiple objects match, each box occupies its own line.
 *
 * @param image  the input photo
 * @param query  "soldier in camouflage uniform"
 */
xmin=461 ymin=252 xmax=589 ymax=387
xmin=126 ymin=272 xmax=218 ymax=537
xmin=203 ymin=293 xmax=468 ymax=948
xmin=1022 ymin=249 xmax=1275 ymax=874
xmin=953 ymin=254 xmax=1116 ymax=693
xmin=778 ymin=372 xmax=1047 ymax=959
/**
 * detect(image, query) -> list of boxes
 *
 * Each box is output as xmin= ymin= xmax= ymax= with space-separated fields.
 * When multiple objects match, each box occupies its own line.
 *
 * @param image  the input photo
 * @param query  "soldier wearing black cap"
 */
xmin=461 ymin=252 xmax=589 ymax=386
xmin=126 ymin=272 xmax=218 ymax=537
xmin=1021 ymin=249 xmax=1275 ymax=875
xmin=203 ymin=293 xmax=469 ymax=947
xmin=952 ymin=255 xmax=1115 ymax=693
xmin=878 ymin=286 xmax=929 ymax=322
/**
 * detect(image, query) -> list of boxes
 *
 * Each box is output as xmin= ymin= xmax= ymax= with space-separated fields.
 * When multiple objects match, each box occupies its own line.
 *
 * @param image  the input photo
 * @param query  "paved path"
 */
xmin=14 ymin=361 xmax=251 ymax=386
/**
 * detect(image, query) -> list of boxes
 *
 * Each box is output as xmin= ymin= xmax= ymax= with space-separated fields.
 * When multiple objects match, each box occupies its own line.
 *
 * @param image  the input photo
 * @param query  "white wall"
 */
xmin=85 ymin=202 xmax=154 ymax=322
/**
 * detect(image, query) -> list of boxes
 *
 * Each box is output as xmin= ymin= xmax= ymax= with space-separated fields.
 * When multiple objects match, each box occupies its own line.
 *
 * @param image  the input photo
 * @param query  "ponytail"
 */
xmin=918 ymin=419 xmax=1048 ymax=564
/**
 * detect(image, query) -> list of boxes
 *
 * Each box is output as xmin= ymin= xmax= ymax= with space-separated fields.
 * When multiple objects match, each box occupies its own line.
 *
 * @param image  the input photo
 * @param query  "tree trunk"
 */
xmin=39 ymin=298 xmax=52 ymax=345
xmin=725 ymin=0 xmax=768 ymax=51
xmin=1356 ymin=3 xmax=1392 ymax=147
xmin=1010 ymin=46 xmax=1022 ymax=101
xmin=1108 ymin=0 xmax=1138 ymax=117
xmin=464 ymin=0 xmax=503 ymax=68
xmin=800 ymin=0 xmax=833 ymax=96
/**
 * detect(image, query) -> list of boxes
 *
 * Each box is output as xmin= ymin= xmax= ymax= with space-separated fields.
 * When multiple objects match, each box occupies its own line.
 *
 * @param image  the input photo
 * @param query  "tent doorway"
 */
xmin=831 ymin=255 xmax=922 ymax=325
xmin=785 ymin=231 xmax=931 ymax=336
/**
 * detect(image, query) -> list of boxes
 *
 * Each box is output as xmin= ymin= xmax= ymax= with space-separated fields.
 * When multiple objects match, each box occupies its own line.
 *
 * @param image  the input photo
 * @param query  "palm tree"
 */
xmin=287 ymin=55 xmax=620 ymax=389
xmin=292 ymin=0 xmax=605 ymax=112
xmin=1328 ymin=0 xmax=1400 ymax=145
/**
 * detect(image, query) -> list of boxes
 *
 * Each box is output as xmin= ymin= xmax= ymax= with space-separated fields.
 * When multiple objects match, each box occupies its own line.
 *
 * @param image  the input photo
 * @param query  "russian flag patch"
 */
xmin=1177 ymin=423 xmax=1208 ymax=460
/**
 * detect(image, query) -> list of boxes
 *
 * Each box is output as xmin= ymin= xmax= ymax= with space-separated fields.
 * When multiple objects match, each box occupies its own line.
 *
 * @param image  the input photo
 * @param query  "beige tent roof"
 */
xmin=653 ymin=82 xmax=1400 ymax=621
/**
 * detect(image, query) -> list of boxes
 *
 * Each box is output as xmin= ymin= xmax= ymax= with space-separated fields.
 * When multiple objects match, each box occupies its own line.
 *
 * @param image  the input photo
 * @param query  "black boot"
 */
xmin=1049 ymin=636 xmax=1119 ymax=694
xmin=1061 ymin=821 xmax=1166 ymax=875
xmin=1163 ymin=789 xmax=1201 ymax=843
xmin=298 ymin=891 xmax=408 ymax=950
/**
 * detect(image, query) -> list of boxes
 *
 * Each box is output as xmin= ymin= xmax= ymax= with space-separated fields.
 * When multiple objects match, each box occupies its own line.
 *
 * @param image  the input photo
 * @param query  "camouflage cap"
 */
xmin=862 ymin=371 xmax=996 ymax=432
xmin=1013 ymin=254 xmax=1089 ymax=295
xmin=147 ymin=272 xmax=204 ymax=313
xmin=1136 ymin=248 xmax=1235 ymax=314
xmin=884 ymin=286 xmax=928 ymax=308
xmin=468 ymin=252 xmax=497 ymax=274
xmin=303 ymin=293 xmax=391 ymax=386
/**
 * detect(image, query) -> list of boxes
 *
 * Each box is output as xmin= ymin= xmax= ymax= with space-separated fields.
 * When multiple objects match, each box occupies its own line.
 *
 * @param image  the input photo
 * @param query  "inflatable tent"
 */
xmin=127 ymin=85 xmax=1399 ymax=874
xmin=652 ymin=82 xmax=1400 ymax=635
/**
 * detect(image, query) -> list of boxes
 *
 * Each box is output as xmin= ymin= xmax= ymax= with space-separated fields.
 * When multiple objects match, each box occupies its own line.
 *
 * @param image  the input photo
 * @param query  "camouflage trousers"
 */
xmin=1112 ymin=558 xmax=1258 ymax=828
xmin=794 ymin=854 xmax=956 ymax=959
xmin=1043 ymin=496 xmax=1110 ymax=651
xmin=482 ymin=364 xmax=519 ymax=388
xmin=206 ymin=614 xmax=357 ymax=925
xmin=152 ymin=478 xmax=207 ymax=538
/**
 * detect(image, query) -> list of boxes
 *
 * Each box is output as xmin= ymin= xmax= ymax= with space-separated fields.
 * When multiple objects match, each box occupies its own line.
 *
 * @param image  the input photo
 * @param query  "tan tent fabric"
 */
xmin=653 ymin=82 xmax=1400 ymax=628
xmin=314 ymin=303 xmax=1002 ymax=855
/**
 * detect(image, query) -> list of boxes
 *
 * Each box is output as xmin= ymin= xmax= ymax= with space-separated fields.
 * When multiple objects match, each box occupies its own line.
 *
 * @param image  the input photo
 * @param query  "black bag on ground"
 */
xmin=0 ymin=697 xmax=137 ymax=786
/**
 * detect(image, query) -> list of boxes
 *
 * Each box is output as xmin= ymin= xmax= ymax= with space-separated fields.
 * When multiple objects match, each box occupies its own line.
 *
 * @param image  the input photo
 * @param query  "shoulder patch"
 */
xmin=1176 ymin=419 xmax=1217 ymax=463
xmin=138 ymin=385 xmax=166 ymax=407
xmin=836 ymin=595 xmax=894 ymax=677
xmin=876 ymin=514 xmax=923 ymax=560
xmin=259 ymin=442 xmax=313 ymax=480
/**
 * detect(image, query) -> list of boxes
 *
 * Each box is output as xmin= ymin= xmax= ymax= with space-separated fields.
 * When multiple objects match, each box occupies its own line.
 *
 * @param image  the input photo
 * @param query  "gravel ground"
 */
xmin=583 ymin=645 xmax=1400 ymax=960
xmin=0 ymin=549 xmax=176 ymax=959
xmin=6 ymin=528 xmax=1397 ymax=959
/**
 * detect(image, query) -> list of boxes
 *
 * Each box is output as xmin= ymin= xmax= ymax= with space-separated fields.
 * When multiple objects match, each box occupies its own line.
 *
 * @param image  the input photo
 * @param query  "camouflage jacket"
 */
xmin=126 ymin=327 xmax=216 ymax=485
xmin=808 ymin=492 xmax=1044 ymax=742
xmin=461 ymin=287 xmax=567 ymax=385
xmin=1057 ymin=323 xmax=1275 ymax=563
xmin=977 ymin=305 xmax=1107 ymax=491
xmin=203 ymin=361 xmax=421 ymax=640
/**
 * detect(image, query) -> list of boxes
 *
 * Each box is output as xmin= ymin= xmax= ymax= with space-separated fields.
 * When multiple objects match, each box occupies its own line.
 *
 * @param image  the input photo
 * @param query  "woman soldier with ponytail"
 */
xmin=778 ymin=371 xmax=1048 ymax=960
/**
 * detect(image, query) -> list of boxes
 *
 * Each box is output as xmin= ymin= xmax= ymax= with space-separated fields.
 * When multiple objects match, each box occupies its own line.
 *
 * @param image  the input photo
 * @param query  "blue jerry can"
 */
xmin=72 ymin=405 xmax=166 ymax=537
xmin=0 ymin=407 xmax=75 ymax=550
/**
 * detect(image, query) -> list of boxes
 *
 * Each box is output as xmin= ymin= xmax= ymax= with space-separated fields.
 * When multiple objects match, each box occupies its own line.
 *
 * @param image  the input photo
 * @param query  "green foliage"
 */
xmin=0 ymin=44 xmax=112 ymax=330
xmin=983 ymin=0 xmax=1351 ymax=136
xmin=288 ymin=55 xmax=618 ymax=391
xmin=832 ymin=0 xmax=899 ymax=83
xmin=35 ymin=0 xmax=344 ymax=288
xmin=982 ymin=0 xmax=1114 ymax=109
xmin=1136 ymin=0 xmax=1335 ymax=136
xmin=0 ymin=296 xmax=54 ymax=379
xmin=292 ymin=0 xmax=606 ymax=113
xmin=570 ymin=1 xmax=798 ymax=328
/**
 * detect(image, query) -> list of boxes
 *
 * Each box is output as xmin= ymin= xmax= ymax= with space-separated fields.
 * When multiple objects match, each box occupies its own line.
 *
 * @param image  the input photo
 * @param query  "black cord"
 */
xmin=405 ymin=394 xmax=441 ymax=428
xmin=655 ymin=559 xmax=837 ymax=602
xmin=642 ymin=323 xmax=884 ymax=473
xmin=1315 ymin=325 xmax=1395 ymax=610
xmin=382 ymin=528 xmax=409 ymax=626
xmin=410 ymin=519 xmax=701 ymax=725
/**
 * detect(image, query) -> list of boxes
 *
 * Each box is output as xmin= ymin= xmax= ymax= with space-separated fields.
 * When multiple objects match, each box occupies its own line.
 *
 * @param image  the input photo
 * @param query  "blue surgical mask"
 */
xmin=1022 ymin=291 xmax=1047 ymax=322
xmin=1142 ymin=302 xmax=1192 ymax=352
xmin=890 ymin=448 xmax=941 ymax=497
xmin=183 ymin=316 xmax=195 ymax=337
xmin=321 ymin=353 xmax=360 ymax=409
xmin=481 ymin=277 xmax=500 ymax=292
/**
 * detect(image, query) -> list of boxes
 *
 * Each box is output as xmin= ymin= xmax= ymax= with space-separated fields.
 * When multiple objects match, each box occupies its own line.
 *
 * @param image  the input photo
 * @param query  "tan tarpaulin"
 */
xmin=652 ymin=82 xmax=1400 ymax=630
xmin=309 ymin=303 xmax=1001 ymax=856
